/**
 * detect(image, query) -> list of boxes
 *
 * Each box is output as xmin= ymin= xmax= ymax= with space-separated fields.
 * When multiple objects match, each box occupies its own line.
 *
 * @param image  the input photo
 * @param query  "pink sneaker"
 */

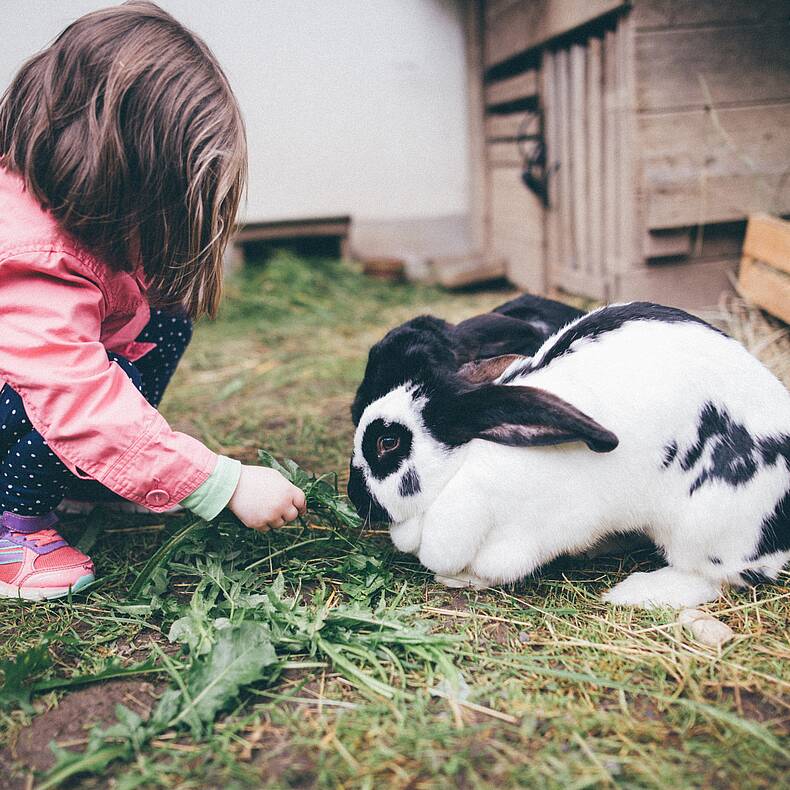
xmin=0 ymin=512 xmax=94 ymax=601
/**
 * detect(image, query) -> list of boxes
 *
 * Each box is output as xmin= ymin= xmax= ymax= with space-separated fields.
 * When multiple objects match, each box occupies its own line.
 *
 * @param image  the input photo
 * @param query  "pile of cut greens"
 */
xmin=3 ymin=453 xmax=464 ymax=788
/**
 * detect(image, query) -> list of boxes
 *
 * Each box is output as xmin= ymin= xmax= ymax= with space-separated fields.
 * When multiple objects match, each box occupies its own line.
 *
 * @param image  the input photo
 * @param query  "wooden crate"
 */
xmin=738 ymin=214 xmax=790 ymax=324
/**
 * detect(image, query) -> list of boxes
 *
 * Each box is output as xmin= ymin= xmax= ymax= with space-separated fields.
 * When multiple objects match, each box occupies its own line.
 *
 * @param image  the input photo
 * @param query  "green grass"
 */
xmin=1 ymin=253 xmax=788 ymax=789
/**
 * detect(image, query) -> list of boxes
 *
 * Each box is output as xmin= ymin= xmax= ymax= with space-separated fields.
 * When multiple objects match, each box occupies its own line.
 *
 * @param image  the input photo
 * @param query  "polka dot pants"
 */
xmin=0 ymin=309 xmax=192 ymax=515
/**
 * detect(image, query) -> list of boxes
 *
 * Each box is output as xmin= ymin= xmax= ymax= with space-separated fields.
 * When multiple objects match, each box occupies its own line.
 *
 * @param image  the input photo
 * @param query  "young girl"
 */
xmin=0 ymin=1 xmax=306 ymax=600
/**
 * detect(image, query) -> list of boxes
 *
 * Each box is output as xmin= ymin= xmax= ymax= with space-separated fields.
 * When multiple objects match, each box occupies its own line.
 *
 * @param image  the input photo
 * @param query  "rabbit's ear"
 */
xmin=458 ymin=354 xmax=525 ymax=384
xmin=441 ymin=384 xmax=618 ymax=452
xmin=453 ymin=314 xmax=545 ymax=362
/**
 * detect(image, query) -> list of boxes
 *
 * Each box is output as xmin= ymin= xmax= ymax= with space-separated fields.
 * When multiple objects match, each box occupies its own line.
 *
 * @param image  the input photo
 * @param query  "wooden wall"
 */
xmin=483 ymin=67 xmax=544 ymax=291
xmin=620 ymin=0 xmax=790 ymax=306
xmin=478 ymin=0 xmax=790 ymax=309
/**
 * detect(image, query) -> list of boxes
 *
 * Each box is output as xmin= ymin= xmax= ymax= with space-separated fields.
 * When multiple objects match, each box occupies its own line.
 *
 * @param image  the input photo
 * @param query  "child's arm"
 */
xmin=0 ymin=248 xmax=304 ymax=525
xmin=182 ymin=458 xmax=306 ymax=529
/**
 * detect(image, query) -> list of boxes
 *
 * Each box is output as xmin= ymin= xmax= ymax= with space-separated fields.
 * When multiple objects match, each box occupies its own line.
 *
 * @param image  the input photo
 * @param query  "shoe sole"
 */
xmin=0 ymin=572 xmax=95 ymax=601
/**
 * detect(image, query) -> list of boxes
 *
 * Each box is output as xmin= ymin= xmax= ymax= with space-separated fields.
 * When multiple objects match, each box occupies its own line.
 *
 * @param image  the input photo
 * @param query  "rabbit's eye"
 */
xmin=377 ymin=435 xmax=400 ymax=457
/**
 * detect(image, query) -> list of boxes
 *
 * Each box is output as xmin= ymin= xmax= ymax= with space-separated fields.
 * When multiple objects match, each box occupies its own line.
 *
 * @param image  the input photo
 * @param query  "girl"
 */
xmin=0 ymin=1 xmax=306 ymax=600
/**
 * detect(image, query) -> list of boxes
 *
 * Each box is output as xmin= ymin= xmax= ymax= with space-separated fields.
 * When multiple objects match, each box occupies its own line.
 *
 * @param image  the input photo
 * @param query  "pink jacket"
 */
xmin=0 ymin=167 xmax=217 ymax=511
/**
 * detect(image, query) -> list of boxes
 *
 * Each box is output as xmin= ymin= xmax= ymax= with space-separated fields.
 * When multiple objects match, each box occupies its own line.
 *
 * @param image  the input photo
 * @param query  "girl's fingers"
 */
xmin=294 ymin=490 xmax=307 ymax=513
xmin=284 ymin=505 xmax=300 ymax=523
xmin=267 ymin=516 xmax=286 ymax=529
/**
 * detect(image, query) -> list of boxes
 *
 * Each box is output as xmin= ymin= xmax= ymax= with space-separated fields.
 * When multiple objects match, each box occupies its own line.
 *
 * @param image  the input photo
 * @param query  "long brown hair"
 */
xmin=0 ymin=1 xmax=246 ymax=317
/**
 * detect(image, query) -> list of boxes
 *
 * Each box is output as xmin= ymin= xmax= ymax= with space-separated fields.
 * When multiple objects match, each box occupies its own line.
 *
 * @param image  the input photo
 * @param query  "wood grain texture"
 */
xmin=556 ymin=47 xmax=574 ymax=277
xmin=485 ymin=112 xmax=533 ymax=139
xmin=489 ymin=166 xmax=544 ymax=291
xmin=632 ymin=0 xmax=787 ymax=31
xmin=487 ymin=140 xmax=523 ymax=167
xmin=484 ymin=0 xmax=528 ymax=67
xmin=742 ymin=214 xmax=790 ymax=274
xmin=586 ymin=36 xmax=604 ymax=279
xmin=485 ymin=70 xmax=538 ymax=106
xmin=643 ymin=228 xmax=692 ymax=259
xmin=617 ymin=11 xmax=637 ymax=279
xmin=639 ymin=103 xmax=790 ymax=228
xmin=569 ymin=43 xmax=588 ymax=272
xmin=739 ymin=262 xmax=790 ymax=323
xmin=484 ymin=0 xmax=625 ymax=67
xmin=602 ymin=29 xmax=621 ymax=280
xmin=619 ymin=257 xmax=738 ymax=308
xmin=542 ymin=48 xmax=561 ymax=293
xmin=635 ymin=24 xmax=790 ymax=111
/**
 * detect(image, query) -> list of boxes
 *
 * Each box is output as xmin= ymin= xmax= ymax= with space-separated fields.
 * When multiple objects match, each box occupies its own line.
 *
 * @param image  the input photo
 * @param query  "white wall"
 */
xmin=2 ymin=1 xmax=473 ymax=259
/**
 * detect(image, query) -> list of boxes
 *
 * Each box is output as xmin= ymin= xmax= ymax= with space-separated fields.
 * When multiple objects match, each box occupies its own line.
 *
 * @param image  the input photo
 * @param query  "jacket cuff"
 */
xmin=181 ymin=455 xmax=241 ymax=521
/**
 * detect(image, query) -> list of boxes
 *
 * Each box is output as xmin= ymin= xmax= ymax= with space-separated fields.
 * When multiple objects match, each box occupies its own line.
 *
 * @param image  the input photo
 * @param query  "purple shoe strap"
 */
xmin=2 ymin=511 xmax=59 ymax=534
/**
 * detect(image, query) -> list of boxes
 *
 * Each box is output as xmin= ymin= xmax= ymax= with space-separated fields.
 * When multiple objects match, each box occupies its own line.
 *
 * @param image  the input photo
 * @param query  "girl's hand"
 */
xmin=228 ymin=465 xmax=307 ymax=531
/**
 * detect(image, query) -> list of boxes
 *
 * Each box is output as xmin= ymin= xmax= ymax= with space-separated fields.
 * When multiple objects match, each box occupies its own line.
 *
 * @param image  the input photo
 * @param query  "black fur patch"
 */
xmin=361 ymin=419 xmax=413 ymax=480
xmin=453 ymin=314 xmax=544 ymax=362
xmin=754 ymin=435 xmax=790 ymax=556
xmin=493 ymin=293 xmax=583 ymax=329
xmin=708 ymin=556 xmax=722 ymax=565
xmin=662 ymin=441 xmax=678 ymax=468
xmin=751 ymin=486 xmax=790 ymax=558
xmin=502 ymin=302 xmax=721 ymax=383
xmin=347 ymin=463 xmax=392 ymax=524
xmin=663 ymin=406 xmax=790 ymax=560
xmin=682 ymin=404 xmax=759 ymax=495
xmin=662 ymin=403 xmax=760 ymax=495
xmin=351 ymin=317 xmax=457 ymax=426
xmin=739 ymin=568 xmax=774 ymax=587
xmin=398 ymin=466 xmax=421 ymax=497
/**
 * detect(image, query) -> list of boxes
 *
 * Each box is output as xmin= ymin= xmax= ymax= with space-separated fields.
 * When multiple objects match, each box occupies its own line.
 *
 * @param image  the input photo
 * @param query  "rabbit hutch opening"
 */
xmin=465 ymin=0 xmax=790 ymax=309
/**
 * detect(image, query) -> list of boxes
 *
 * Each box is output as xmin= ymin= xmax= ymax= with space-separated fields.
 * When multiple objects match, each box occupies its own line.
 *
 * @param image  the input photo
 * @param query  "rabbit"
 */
xmin=351 ymin=294 xmax=583 ymax=426
xmin=348 ymin=301 xmax=790 ymax=608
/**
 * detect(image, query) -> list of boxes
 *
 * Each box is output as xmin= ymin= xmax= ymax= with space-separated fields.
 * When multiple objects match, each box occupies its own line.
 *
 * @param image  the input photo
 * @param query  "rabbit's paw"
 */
xmin=435 ymin=571 xmax=492 ymax=590
xmin=602 ymin=567 xmax=721 ymax=609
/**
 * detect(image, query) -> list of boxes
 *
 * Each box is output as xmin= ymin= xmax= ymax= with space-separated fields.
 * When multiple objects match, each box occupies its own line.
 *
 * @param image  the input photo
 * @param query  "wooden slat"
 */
xmin=485 ymin=70 xmax=538 ymax=106
xmin=619 ymin=258 xmax=738 ymax=309
xmin=586 ymin=36 xmax=604 ymax=279
xmin=557 ymin=265 xmax=608 ymax=300
xmin=235 ymin=219 xmax=350 ymax=243
xmin=739 ymin=261 xmax=790 ymax=323
xmin=617 ymin=12 xmax=637 ymax=281
xmin=484 ymin=0 xmax=528 ymax=67
xmin=487 ymin=140 xmax=522 ymax=168
xmin=521 ymin=0 xmax=625 ymax=53
xmin=542 ymin=48 xmax=560 ymax=293
xmin=635 ymin=24 xmax=790 ymax=111
xmin=431 ymin=255 xmax=507 ymax=288
xmin=569 ymin=43 xmax=588 ymax=272
xmin=489 ymin=166 xmax=544 ymax=292
xmin=556 ymin=47 xmax=574 ymax=276
xmin=742 ymin=214 xmax=790 ymax=274
xmin=639 ymin=103 xmax=790 ymax=228
xmin=646 ymin=174 xmax=790 ymax=230
xmin=602 ymin=28 xmax=620 ymax=280
xmin=485 ymin=0 xmax=520 ymax=24
xmin=643 ymin=229 xmax=693 ymax=259
xmin=485 ymin=112 xmax=530 ymax=139
xmin=633 ymin=0 xmax=786 ymax=31
xmin=485 ymin=1 xmax=625 ymax=68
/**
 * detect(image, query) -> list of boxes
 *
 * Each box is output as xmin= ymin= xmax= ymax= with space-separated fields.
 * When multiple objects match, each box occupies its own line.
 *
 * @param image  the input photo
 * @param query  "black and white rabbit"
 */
xmin=348 ymin=302 xmax=790 ymax=608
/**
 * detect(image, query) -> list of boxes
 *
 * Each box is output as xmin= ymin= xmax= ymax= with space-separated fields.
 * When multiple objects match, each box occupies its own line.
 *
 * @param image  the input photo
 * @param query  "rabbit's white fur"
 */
xmin=351 ymin=311 xmax=790 ymax=608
